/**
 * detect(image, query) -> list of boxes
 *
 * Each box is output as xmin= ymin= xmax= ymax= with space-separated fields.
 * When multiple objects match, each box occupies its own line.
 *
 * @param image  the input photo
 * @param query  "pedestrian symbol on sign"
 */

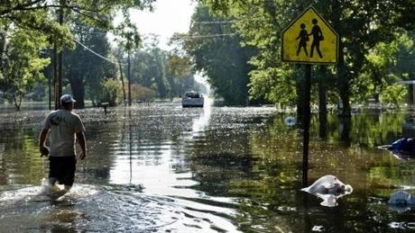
xmin=281 ymin=7 xmax=338 ymax=64
xmin=296 ymin=23 xmax=309 ymax=56
xmin=309 ymin=18 xmax=323 ymax=58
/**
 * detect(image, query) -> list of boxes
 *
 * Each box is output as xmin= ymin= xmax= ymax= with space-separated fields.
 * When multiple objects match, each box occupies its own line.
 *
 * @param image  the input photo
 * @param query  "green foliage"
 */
xmin=128 ymin=41 xmax=192 ymax=100
xmin=195 ymin=0 xmax=415 ymax=112
xmin=354 ymin=31 xmax=415 ymax=107
xmin=0 ymin=0 xmax=156 ymax=46
xmin=182 ymin=5 xmax=258 ymax=105
xmin=391 ymin=32 xmax=415 ymax=82
xmin=0 ymin=27 xmax=49 ymax=110
xmin=3 ymin=0 xmax=415 ymax=111
xmin=113 ymin=18 xmax=142 ymax=52
xmin=0 ymin=0 xmax=156 ymax=109
xmin=62 ymin=21 xmax=118 ymax=108
xmin=149 ymin=47 xmax=169 ymax=99
xmin=101 ymin=79 xmax=122 ymax=106
xmin=249 ymin=64 xmax=295 ymax=106
xmin=130 ymin=83 xmax=156 ymax=101
xmin=0 ymin=2 xmax=74 ymax=49
xmin=165 ymin=48 xmax=194 ymax=97
xmin=167 ymin=35 xmax=193 ymax=77
xmin=379 ymin=83 xmax=407 ymax=107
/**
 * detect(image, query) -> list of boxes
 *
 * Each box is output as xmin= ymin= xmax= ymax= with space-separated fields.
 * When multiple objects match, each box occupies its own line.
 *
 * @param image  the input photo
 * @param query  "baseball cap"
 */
xmin=60 ymin=94 xmax=76 ymax=105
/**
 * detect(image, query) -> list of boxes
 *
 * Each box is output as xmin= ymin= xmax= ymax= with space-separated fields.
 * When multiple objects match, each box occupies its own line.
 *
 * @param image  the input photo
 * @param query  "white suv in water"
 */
xmin=182 ymin=91 xmax=204 ymax=108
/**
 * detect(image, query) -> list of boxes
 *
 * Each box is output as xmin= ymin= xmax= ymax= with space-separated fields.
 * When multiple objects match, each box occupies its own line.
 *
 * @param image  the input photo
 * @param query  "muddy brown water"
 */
xmin=1 ymin=99 xmax=415 ymax=233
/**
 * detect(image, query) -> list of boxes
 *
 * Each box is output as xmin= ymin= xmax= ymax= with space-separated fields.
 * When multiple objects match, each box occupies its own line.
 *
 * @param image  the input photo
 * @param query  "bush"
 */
xmin=101 ymin=79 xmax=122 ymax=106
xmin=129 ymin=84 xmax=156 ymax=102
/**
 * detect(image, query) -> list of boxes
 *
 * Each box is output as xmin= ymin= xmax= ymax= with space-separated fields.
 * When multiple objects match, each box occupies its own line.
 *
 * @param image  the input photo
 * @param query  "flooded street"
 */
xmin=1 ymin=99 xmax=415 ymax=232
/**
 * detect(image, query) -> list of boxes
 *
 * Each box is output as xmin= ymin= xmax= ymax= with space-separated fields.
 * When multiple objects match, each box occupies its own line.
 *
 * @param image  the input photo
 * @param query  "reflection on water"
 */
xmin=2 ymin=101 xmax=415 ymax=232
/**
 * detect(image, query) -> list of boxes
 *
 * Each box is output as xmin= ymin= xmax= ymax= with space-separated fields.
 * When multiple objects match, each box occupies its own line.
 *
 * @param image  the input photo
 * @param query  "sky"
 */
xmin=112 ymin=0 xmax=207 ymax=86
xmin=129 ymin=0 xmax=196 ymax=49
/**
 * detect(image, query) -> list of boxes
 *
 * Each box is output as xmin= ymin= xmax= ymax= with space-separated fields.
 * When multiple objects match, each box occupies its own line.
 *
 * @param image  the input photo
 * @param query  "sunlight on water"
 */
xmin=0 ymin=181 xmax=241 ymax=232
xmin=0 ymin=185 xmax=42 ymax=202
xmin=0 ymin=182 xmax=99 ymax=204
xmin=109 ymin=141 xmax=196 ymax=192
xmin=191 ymin=97 xmax=213 ymax=135
xmin=4 ymin=102 xmax=415 ymax=232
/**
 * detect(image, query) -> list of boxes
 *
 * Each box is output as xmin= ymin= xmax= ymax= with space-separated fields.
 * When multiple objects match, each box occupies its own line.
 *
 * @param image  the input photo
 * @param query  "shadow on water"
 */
xmin=2 ymin=100 xmax=415 ymax=232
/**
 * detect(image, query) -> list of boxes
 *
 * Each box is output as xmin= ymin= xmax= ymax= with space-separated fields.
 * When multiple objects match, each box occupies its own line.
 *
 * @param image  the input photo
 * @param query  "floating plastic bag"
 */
xmin=388 ymin=190 xmax=415 ymax=213
xmin=301 ymin=175 xmax=353 ymax=207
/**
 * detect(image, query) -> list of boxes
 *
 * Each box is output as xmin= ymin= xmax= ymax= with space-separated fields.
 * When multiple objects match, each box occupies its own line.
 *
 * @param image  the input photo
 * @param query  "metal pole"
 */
xmin=53 ymin=42 xmax=58 ymax=110
xmin=49 ymin=42 xmax=59 ymax=110
xmin=48 ymin=65 xmax=52 ymax=110
xmin=57 ymin=0 xmax=64 ymax=108
xmin=127 ymin=50 xmax=131 ymax=106
xmin=302 ymin=64 xmax=312 ymax=187
xmin=118 ymin=60 xmax=127 ymax=104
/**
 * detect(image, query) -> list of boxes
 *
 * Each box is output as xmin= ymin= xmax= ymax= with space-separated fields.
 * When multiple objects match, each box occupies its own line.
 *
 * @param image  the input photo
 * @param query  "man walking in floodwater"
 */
xmin=39 ymin=94 xmax=87 ymax=197
xmin=309 ymin=18 xmax=323 ymax=58
xmin=296 ymin=23 xmax=309 ymax=56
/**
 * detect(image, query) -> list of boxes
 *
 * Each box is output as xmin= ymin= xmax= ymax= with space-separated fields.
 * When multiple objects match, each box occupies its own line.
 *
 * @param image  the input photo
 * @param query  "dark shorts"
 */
xmin=48 ymin=156 xmax=77 ymax=186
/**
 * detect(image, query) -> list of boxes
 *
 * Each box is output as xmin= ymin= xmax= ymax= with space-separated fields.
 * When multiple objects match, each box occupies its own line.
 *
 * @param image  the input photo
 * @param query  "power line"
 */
xmin=73 ymin=32 xmax=236 ymax=65
xmin=74 ymin=39 xmax=126 ymax=65
xmin=191 ymin=20 xmax=236 ymax=25
xmin=171 ymin=33 xmax=236 ymax=39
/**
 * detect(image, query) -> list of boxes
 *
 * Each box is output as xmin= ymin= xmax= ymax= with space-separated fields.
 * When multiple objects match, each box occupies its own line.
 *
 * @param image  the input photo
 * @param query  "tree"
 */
xmin=101 ymin=78 xmax=123 ymax=106
xmin=62 ymin=22 xmax=117 ymax=108
xmin=180 ymin=5 xmax=258 ymax=106
xmin=112 ymin=18 xmax=142 ymax=106
xmin=0 ymin=26 xmax=49 ymax=110
xmin=166 ymin=38 xmax=195 ymax=98
xmin=129 ymin=83 xmax=156 ymax=102
xmin=146 ymin=46 xmax=170 ymax=99
xmin=129 ymin=36 xmax=184 ymax=100
xmin=197 ymin=0 xmax=415 ymax=115
xmin=1 ymin=0 xmax=156 ymax=109
xmin=388 ymin=31 xmax=415 ymax=105
xmin=0 ymin=0 xmax=156 ymax=44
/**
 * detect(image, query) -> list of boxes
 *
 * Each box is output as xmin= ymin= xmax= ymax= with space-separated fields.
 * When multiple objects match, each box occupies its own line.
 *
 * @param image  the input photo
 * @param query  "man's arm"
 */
xmin=39 ymin=128 xmax=49 ymax=156
xmin=76 ymin=132 xmax=87 ymax=160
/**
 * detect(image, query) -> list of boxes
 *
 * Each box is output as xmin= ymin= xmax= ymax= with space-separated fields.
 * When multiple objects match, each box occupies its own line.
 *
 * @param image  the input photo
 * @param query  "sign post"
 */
xmin=281 ymin=6 xmax=339 ymax=187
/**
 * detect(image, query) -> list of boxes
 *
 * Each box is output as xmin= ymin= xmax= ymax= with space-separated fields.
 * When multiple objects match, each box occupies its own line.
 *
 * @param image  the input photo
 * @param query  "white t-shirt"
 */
xmin=42 ymin=109 xmax=86 ymax=157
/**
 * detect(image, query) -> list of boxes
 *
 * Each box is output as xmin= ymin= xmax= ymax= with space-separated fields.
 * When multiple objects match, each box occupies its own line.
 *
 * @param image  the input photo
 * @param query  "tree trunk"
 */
xmin=296 ymin=79 xmax=304 ymax=125
xmin=337 ymin=40 xmax=351 ymax=118
xmin=296 ymin=65 xmax=308 ymax=126
xmin=118 ymin=60 xmax=126 ymax=104
xmin=69 ymin=76 xmax=85 ymax=109
xmin=332 ymin=0 xmax=351 ymax=118
xmin=408 ymin=85 xmax=414 ymax=105
xmin=318 ymin=66 xmax=327 ymax=139
xmin=13 ymin=94 xmax=22 ymax=111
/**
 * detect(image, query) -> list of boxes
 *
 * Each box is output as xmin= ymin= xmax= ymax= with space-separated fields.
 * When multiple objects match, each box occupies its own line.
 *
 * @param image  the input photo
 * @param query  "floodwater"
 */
xmin=1 ymin=99 xmax=415 ymax=233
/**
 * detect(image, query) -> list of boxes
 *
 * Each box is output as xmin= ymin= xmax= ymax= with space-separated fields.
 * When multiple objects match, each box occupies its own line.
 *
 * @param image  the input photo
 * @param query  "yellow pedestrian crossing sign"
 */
xmin=281 ymin=7 xmax=339 ymax=64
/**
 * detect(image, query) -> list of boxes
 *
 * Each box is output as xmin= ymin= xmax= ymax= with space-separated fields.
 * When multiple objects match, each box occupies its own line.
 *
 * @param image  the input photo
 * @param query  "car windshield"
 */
xmin=185 ymin=92 xmax=201 ymax=98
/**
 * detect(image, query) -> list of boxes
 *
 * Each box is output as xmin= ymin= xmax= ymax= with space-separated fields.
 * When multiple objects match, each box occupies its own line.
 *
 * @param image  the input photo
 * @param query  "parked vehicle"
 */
xmin=182 ymin=91 xmax=204 ymax=108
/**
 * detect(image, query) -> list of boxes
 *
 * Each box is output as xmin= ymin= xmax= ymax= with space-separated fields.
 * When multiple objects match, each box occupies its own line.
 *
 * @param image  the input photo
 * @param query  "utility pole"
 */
xmin=54 ymin=0 xmax=64 ymax=109
xmin=127 ymin=32 xmax=132 ymax=107
xmin=53 ymin=38 xmax=58 ymax=110
xmin=128 ymin=50 xmax=131 ymax=106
